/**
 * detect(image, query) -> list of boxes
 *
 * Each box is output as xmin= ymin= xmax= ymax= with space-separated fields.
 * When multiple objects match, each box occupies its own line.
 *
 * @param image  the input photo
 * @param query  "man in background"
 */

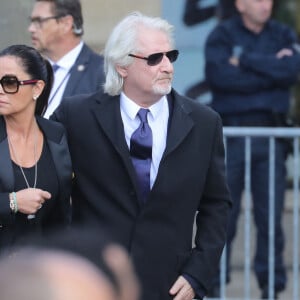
xmin=28 ymin=0 xmax=104 ymax=118
xmin=205 ymin=0 xmax=300 ymax=298
xmin=183 ymin=0 xmax=237 ymax=100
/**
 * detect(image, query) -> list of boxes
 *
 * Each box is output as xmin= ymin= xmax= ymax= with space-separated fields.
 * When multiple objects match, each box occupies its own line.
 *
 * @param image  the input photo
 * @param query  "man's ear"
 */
xmin=60 ymin=15 xmax=74 ymax=34
xmin=116 ymin=65 xmax=128 ymax=78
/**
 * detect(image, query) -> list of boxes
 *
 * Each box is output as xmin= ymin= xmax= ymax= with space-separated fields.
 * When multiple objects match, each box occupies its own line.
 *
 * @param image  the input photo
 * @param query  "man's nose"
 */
xmin=160 ymin=55 xmax=174 ymax=72
xmin=28 ymin=22 xmax=35 ymax=33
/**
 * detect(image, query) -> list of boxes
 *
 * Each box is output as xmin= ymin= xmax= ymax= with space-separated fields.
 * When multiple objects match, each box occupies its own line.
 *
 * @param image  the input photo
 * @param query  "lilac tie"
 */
xmin=130 ymin=108 xmax=152 ymax=202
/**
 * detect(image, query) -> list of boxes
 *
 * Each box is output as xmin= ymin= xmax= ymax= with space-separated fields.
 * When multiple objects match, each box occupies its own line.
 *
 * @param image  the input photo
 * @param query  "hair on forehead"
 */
xmin=116 ymin=11 xmax=174 ymax=41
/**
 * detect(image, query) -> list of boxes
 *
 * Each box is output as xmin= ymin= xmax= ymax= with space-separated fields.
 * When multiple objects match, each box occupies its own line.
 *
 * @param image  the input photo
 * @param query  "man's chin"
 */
xmin=31 ymin=41 xmax=41 ymax=51
xmin=153 ymin=84 xmax=172 ymax=96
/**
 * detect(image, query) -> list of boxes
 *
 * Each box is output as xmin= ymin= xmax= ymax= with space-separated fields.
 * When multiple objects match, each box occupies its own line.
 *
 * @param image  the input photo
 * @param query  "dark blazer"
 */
xmin=0 ymin=116 xmax=72 ymax=249
xmin=52 ymin=89 xmax=231 ymax=300
xmin=62 ymin=43 xmax=105 ymax=98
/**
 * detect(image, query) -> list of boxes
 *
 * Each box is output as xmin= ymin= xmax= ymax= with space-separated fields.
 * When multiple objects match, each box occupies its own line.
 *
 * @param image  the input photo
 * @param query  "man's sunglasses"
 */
xmin=0 ymin=75 xmax=38 ymax=94
xmin=128 ymin=50 xmax=179 ymax=66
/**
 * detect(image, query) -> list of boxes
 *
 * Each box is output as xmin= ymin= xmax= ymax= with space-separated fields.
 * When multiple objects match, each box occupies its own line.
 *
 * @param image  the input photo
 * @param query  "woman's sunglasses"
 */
xmin=0 ymin=75 xmax=38 ymax=94
xmin=128 ymin=50 xmax=179 ymax=66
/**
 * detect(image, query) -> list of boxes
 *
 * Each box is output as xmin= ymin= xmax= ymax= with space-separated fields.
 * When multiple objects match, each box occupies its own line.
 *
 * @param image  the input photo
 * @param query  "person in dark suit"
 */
xmin=52 ymin=11 xmax=231 ymax=300
xmin=0 ymin=45 xmax=72 ymax=251
xmin=205 ymin=0 xmax=300 ymax=298
xmin=28 ymin=0 xmax=104 ymax=118
xmin=183 ymin=0 xmax=237 ymax=100
xmin=183 ymin=0 xmax=237 ymax=26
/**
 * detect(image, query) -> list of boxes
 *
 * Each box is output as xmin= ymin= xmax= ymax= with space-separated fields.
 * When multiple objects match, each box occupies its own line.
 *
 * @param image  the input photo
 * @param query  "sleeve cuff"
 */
xmin=183 ymin=273 xmax=205 ymax=299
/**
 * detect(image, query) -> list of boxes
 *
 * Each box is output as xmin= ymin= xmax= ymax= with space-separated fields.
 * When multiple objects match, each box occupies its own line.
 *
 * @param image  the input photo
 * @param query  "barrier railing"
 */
xmin=213 ymin=127 xmax=300 ymax=300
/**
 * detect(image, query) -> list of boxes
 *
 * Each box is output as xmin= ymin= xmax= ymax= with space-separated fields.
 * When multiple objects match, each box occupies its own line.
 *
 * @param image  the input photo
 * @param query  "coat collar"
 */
xmin=164 ymin=90 xmax=194 ymax=157
xmin=63 ymin=43 xmax=91 ymax=97
xmin=89 ymin=89 xmax=195 ymax=206
xmin=0 ymin=116 xmax=7 ymax=142
xmin=0 ymin=117 xmax=13 ymax=190
xmin=0 ymin=115 xmax=69 ymax=192
xmin=0 ymin=115 xmax=64 ymax=144
xmin=90 ymin=89 xmax=194 ymax=159
xmin=35 ymin=115 xmax=65 ymax=144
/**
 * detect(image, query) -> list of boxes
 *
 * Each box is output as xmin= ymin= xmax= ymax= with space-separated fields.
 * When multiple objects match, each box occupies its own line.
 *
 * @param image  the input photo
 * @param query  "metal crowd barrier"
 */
xmin=215 ymin=127 xmax=300 ymax=300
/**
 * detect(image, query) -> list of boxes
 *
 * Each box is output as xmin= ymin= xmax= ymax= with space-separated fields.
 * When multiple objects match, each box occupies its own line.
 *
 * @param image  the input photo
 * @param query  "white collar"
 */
xmin=120 ymin=92 xmax=167 ymax=121
xmin=49 ymin=41 xmax=84 ymax=70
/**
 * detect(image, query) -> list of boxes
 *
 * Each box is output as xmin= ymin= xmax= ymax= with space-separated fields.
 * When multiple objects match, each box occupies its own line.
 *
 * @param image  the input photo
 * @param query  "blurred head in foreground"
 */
xmin=0 ymin=248 xmax=117 ymax=300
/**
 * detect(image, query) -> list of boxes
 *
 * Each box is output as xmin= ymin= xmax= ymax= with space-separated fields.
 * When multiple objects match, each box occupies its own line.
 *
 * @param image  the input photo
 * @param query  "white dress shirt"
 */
xmin=44 ymin=41 xmax=84 ymax=118
xmin=120 ymin=92 xmax=169 ymax=189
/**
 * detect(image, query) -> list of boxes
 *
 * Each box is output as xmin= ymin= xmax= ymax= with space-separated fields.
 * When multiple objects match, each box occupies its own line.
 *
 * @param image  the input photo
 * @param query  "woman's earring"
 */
xmin=33 ymin=95 xmax=38 ymax=101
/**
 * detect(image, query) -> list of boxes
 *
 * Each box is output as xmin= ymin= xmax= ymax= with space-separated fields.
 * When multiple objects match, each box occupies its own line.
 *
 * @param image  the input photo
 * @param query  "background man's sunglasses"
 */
xmin=0 ymin=75 xmax=38 ymax=94
xmin=128 ymin=50 xmax=179 ymax=66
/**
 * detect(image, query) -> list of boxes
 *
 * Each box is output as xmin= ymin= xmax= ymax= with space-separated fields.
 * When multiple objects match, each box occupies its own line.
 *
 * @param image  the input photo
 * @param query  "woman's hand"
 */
xmin=15 ymin=188 xmax=51 ymax=214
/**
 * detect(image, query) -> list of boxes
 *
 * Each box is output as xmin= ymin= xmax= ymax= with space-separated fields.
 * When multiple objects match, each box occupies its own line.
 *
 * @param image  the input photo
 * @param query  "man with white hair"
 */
xmin=52 ymin=12 xmax=231 ymax=300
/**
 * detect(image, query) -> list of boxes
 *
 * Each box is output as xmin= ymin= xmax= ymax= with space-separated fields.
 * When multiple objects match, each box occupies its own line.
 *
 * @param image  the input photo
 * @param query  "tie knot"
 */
xmin=52 ymin=64 xmax=60 ymax=73
xmin=137 ymin=108 xmax=149 ymax=123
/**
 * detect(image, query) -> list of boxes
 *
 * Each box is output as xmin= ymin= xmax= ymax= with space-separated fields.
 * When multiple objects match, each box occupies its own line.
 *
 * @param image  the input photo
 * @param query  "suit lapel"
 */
xmin=90 ymin=95 xmax=140 ymax=191
xmin=163 ymin=91 xmax=194 ymax=158
xmin=63 ymin=44 xmax=90 ymax=97
xmin=90 ymin=91 xmax=194 ymax=206
xmin=36 ymin=117 xmax=72 ymax=202
xmin=0 ymin=117 xmax=14 ymax=190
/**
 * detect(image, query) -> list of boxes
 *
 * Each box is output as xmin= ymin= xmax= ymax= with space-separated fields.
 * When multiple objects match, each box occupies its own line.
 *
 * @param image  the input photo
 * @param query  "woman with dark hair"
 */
xmin=0 ymin=44 xmax=72 ymax=250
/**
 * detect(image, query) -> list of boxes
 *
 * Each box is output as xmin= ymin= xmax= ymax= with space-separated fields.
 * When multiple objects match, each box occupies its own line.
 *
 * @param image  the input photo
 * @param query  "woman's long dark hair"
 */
xmin=0 ymin=44 xmax=53 ymax=116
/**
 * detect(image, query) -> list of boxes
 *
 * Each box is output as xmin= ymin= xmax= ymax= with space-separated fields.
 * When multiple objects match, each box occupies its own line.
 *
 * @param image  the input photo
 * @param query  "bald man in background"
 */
xmin=0 ymin=248 xmax=117 ymax=300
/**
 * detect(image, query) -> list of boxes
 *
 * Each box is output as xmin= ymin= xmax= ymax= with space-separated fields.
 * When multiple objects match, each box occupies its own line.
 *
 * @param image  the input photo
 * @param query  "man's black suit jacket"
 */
xmin=52 ymin=89 xmax=231 ymax=300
